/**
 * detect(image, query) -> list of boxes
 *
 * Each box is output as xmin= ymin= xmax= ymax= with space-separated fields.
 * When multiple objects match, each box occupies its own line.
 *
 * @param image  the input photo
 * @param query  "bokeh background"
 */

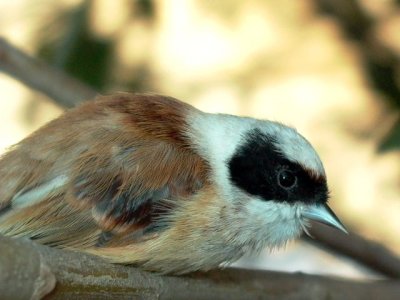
xmin=0 ymin=0 xmax=399 ymax=279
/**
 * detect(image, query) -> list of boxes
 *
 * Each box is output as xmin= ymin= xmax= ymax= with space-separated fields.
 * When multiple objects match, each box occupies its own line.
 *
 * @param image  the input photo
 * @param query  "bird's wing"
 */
xmin=0 ymin=93 xmax=209 ymax=248
xmin=66 ymin=137 xmax=208 ymax=236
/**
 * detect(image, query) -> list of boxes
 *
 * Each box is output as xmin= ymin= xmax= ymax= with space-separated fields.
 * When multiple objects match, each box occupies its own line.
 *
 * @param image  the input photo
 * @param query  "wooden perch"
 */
xmin=1 ymin=235 xmax=399 ymax=300
xmin=308 ymin=222 xmax=400 ymax=278
xmin=0 ymin=235 xmax=55 ymax=300
xmin=0 ymin=38 xmax=97 ymax=108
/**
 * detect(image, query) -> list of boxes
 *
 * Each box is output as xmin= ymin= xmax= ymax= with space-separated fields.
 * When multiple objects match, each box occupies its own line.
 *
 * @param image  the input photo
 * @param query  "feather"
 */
xmin=0 ymin=93 xmax=209 ymax=250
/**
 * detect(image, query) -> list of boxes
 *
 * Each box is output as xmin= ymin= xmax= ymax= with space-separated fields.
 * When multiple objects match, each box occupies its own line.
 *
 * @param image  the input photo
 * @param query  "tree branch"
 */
xmin=1 ymin=235 xmax=399 ymax=300
xmin=307 ymin=223 xmax=400 ymax=278
xmin=0 ymin=38 xmax=97 ymax=108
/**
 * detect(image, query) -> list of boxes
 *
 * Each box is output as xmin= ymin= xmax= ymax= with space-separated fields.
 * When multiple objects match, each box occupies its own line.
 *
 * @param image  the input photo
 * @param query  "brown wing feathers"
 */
xmin=0 ymin=93 xmax=209 ymax=249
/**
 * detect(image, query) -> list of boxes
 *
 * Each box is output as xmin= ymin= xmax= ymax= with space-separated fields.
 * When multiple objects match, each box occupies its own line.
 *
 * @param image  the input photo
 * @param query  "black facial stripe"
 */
xmin=228 ymin=129 xmax=328 ymax=205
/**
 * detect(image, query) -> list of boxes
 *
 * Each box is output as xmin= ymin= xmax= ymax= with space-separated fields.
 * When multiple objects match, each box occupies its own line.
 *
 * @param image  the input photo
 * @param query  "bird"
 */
xmin=0 ymin=92 xmax=347 ymax=274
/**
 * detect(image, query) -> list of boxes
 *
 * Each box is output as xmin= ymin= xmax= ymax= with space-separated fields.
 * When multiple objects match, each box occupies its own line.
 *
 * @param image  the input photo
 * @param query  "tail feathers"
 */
xmin=0 ymin=195 xmax=101 ymax=249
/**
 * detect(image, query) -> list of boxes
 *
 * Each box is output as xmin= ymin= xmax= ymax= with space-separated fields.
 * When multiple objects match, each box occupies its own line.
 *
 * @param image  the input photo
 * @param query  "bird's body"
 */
xmin=0 ymin=93 xmax=346 ymax=274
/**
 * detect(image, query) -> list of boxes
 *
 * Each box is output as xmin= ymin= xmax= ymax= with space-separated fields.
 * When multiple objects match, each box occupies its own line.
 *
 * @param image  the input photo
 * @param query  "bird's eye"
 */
xmin=277 ymin=169 xmax=297 ymax=189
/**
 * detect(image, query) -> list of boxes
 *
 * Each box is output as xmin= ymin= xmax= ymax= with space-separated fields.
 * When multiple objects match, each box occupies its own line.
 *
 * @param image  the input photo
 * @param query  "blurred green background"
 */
xmin=0 ymin=0 xmax=399 ymax=278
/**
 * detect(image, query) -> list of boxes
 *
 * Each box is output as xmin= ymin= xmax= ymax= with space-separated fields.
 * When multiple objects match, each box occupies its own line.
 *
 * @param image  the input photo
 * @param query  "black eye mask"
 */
xmin=228 ymin=129 xmax=328 ymax=205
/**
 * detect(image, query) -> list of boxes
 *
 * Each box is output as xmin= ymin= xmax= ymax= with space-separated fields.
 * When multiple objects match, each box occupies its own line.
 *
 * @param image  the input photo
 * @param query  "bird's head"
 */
xmin=224 ymin=122 xmax=347 ymax=249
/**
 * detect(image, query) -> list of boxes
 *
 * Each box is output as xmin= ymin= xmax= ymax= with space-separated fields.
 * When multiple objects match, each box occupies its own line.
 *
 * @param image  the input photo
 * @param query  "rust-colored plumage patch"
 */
xmin=99 ymin=93 xmax=196 ymax=145
xmin=303 ymin=167 xmax=326 ymax=185
xmin=0 ymin=93 xmax=210 ymax=248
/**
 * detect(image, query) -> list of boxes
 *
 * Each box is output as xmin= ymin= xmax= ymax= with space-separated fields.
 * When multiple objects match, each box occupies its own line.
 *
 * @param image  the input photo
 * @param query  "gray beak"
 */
xmin=301 ymin=204 xmax=348 ymax=234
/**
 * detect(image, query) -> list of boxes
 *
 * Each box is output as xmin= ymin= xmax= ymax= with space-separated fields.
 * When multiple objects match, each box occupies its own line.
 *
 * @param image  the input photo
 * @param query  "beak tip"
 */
xmin=301 ymin=204 xmax=348 ymax=235
xmin=336 ymin=224 xmax=349 ymax=235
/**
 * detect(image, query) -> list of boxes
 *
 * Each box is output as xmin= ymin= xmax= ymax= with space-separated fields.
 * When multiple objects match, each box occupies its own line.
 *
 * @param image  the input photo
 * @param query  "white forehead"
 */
xmin=189 ymin=112 xmax=325 ymax=177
